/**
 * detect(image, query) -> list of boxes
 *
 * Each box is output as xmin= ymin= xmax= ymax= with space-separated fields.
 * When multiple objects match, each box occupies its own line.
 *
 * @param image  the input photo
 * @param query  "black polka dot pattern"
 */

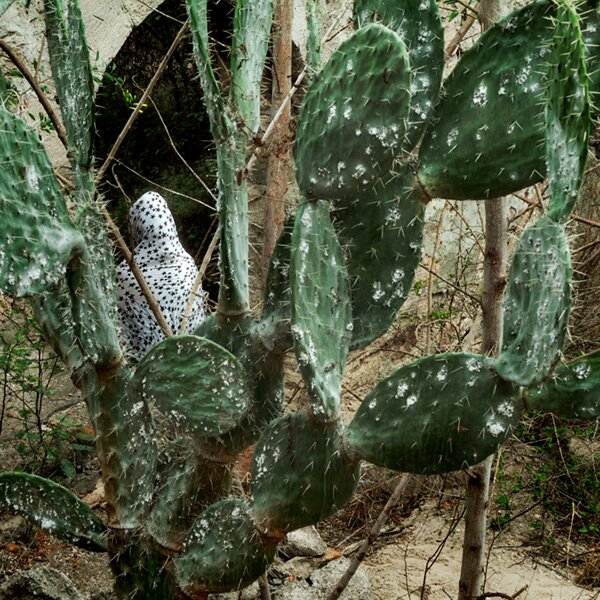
xmin=116 ymin=191 xmax=207 ymax=362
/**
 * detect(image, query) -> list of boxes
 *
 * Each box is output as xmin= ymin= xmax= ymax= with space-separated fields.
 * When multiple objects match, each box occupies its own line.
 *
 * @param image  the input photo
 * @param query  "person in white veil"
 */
xmin=116 ymin=191 xmax=207 ymax=362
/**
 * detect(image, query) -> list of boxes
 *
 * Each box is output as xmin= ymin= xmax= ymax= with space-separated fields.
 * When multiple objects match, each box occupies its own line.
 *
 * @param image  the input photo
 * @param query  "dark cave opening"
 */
xmin=94 ymin=0 xmax=234 ymax=302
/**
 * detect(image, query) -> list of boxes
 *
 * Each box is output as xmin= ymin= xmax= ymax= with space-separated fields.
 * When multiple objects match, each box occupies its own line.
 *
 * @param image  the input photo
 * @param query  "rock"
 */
xmin=279 ymin=526 xmax=327 ymax=559
xmin=276 ymin=558 xmax=372 ymax=600
xmin=0 ymin=566 xmax=84 ymax=600
xmin=209 ymin=581 xmax=260 ymax=600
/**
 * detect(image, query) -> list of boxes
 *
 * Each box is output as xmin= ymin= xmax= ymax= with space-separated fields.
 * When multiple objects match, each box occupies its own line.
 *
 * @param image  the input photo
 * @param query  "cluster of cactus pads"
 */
xmin=0 ymin=0 xmax=599 ymax=597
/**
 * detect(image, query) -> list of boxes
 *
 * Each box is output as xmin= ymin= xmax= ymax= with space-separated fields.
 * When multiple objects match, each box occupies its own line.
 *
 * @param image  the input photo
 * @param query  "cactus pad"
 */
xmin=332 ymin=167 xmax=424 ymax=349
xmin=43 ymin=0 xmax=95 ymax=168
xmin=346 ymin=353 xmax=520 ymax=474
xmin=354 ymin=0 xmax=443 ymax=151
xmin=546 ymin=2 xmax=591 ymax=223
xmin=174 ymin=499 xmax=276 ymax=593
xmin=261 ymin=217 xmax=294 ymax=352
xmin=0 ymin=472 xmax=107 ymax=551
xmin=131 ymin=335 xmax=251 ymax=438
xmin=295 ymin=23 xmax=411 ymax=199
xmin=526 ymin=351 xmax=600 ymax=419
xmin=81 ymin=365 xmax=157 ymax=529
xmin=291 ymin=200 xmax=352 ymax=421
xmin=231 ymin=0 xmax=274 ymax=133
xmin=417 ymin=2 xmax=552 ymax=199
xmin=251 ymin=412 xmax=360 ymax=534
xmin=496 ymin=216 xmax=572 ymax=386
xmin=0 ymin=107 xmax=84 ymax=297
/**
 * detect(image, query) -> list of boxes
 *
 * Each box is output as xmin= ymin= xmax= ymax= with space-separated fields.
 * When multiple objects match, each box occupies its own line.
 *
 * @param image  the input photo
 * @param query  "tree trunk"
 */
xmin=261 ymin=0 xmax=293 ymax=287
xmin=458 ymin=3 xmax=507 ymax=598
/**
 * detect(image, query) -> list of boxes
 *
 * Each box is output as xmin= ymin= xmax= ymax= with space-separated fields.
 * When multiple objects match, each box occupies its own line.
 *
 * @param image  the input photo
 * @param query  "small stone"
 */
xmin=279 ymin=526 xmax=327 ymax=558
xmin=0 ymin=566 xmax=84 ymax=600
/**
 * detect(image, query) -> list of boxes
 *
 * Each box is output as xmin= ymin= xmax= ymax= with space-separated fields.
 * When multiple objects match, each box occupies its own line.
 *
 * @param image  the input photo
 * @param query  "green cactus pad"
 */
xmin=295 ymin=23 xmax=411 ymax=199
xmin=261 ymin=217 xmax=294 ymax=352
xmin=147 ymin=442 xmax=233 ymax=551
xmin=332 ymin=167 xmax=425 ymax=349
xmin=417 ymin=2 xmax=552 ymax=199
xmin=496 ymin=216 xmax=572 ymax=386
xmin=186 ymin=0 xmax=233 ymax=140
xmin=346 ymin=353 xmax=520 ymax=474
xmin=0 ymin=107 xmax=85 ymax=297
xmin=291 ymin=201 xmax=352 ymax=421
xmin=526 ymin=351 xmax=600 ymax=419
xmin=192 ymin=317 xmax=284 ymax=452
xmin=582 ymin=1 xmax=600 ymax=107
xmin=43 ymin=0 xmax=95 ymax=169
xmin=0 ymin=472 xmax=107 ymax=551
xmin=174 ymin=499 xmax=276 ymax=594
xmin=251 ymin=412 xmax=360 ymax=534
xmin=80 ymin=365 xmax=157 ymax=529
xmin=546 ymin=2 xmax=591 ymax=223
xmin=231 ymin=0 xmax=274 ymax=134
xmin=354 ymin=0 xmax=443 ymax=151
xmin=131 ymin=335 xmax=251 ymax=438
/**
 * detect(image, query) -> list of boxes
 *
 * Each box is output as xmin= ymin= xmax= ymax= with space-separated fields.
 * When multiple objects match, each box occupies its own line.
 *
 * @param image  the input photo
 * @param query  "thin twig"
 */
xmin=258 ymin=573 xmax=272 ymax=600
xmin=178 ymin=229 xmax=220 ymax=335
xmin=514 ymin=192 xmax=600 ymax=229
xmin=0 ymin=38 xmax=68 ymax=148
xmin=327 ymin=474 xmax=411 ymax=600
xmin=111 ymin=158 xmax=214 ymax=210
xmin=447 ymin=202 xmax=486 ymax=256
xmin=419 ymin=262 xmax=482 ymax=307
xmin=95 ymin=19 xmax=189 ymax=185
xmin=476 ymin=586 xmax=528 ymax=600
xmin=101 ymin=204 xmax=173 ymax=337
xmin=445 ymin=15 xmax=477 ymax=59
xmin=145 ymin=94 xmax=218 ymax=205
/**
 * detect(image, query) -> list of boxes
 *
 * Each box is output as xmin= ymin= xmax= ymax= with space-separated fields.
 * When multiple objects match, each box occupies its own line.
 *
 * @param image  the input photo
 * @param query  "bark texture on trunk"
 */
xmin=261 ymin=0 xmax=293 ymax=286
xmin=458 ymin=3 xmax=508 ymax=597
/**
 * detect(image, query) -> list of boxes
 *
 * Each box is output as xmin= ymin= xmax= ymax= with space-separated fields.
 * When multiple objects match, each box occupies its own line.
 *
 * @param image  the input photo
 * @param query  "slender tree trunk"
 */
xmin=458 ymin=3 xmax=507 ymax=598
xmin=261 ymin=0 xmax=292 ymax=286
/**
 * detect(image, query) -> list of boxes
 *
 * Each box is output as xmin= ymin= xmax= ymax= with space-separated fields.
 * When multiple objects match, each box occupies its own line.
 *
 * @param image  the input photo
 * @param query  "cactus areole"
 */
xmin=0 ymin=0 xmax=598 ymax=598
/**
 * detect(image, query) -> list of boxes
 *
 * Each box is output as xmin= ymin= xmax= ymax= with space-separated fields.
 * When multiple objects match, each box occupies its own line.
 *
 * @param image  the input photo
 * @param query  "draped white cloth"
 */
xmin=116 ymin=191 xmax=206 ymax=361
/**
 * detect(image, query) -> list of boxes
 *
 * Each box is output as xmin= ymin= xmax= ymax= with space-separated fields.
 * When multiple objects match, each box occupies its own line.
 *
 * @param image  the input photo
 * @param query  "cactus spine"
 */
xmin=0 ymin=0 xmax=598 ymax=598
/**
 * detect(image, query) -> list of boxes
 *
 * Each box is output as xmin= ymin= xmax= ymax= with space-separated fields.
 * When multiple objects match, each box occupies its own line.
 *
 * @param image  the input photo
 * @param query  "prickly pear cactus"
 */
xmin=0 ymin=0 xmax=598 ymax=599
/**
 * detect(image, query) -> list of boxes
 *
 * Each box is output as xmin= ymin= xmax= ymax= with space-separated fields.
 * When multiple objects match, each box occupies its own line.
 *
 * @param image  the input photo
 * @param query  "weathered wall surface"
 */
xmin=0 ymin=0 xmax=163 ymax=167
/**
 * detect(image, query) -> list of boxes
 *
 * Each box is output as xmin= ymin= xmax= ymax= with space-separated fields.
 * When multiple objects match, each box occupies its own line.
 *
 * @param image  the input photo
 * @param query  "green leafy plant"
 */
xmin=0 ymin=0 xmax=598 ymax=598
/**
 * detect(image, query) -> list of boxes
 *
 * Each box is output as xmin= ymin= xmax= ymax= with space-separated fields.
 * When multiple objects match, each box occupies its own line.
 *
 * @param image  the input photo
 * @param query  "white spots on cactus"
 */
xmin=337 ymin=161 xmax=346 ymax=173
xmin=353 ymin=164 xmax=367 ymax=181
xmin=367 ymin=123 xmax=400 ymax=149
xmin=574 ymin=363 xmax=591 ymax=380
xmin=372 ymin=282 xmax=385 ymax=302
xmin=496 ymin=401 xmax=514 ymax=418
xmin=326 ymin=103 xmax=337 ymax=124
xmin=300 ymin=209 xmax=313 ymax=230
xmin=131 ymin=401 xmax=145 ymax=416
xmin=446 ymin=128 xmax=459 ymax=148
xmin=346 ymin=59 xmax=354 ymax=74
xmin=486 ymin=420 xmax=506 ymax=437
xmin=365 ymin=145 xmax=372 ymax=155
xmin=344 ymin=106 xmax=353 ymax=120
xmin=516 ymin=65 xmax=531 ymax=87
xmin=466 ymin=357 xmax=483 ymax=373
xmin=355 ymin=128 xmax=362 ymax=136
xmin=406 ymin=394 xmax=418 ymax=408
xmin=40 ymin=516 xmax=56 ymax=531
xmin=436 ymin=364 xmax=448 ymax=382
xmin=395 ymin=380 xmax=409 ymax=398
xmin=24 ymin=165 xmax=40 ymax=192
xmin=472 ymin=83 xmax=488 ymax=107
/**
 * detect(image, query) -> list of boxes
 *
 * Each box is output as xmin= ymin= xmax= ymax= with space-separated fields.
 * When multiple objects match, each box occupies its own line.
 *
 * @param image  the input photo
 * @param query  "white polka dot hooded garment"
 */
xmin=117 ymin=192 xmax=206 ymax=362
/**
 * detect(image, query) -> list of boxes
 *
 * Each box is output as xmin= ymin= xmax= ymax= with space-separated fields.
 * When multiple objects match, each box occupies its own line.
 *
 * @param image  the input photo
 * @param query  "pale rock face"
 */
xmin=116 ymin=191 xmax=206 ymax=362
